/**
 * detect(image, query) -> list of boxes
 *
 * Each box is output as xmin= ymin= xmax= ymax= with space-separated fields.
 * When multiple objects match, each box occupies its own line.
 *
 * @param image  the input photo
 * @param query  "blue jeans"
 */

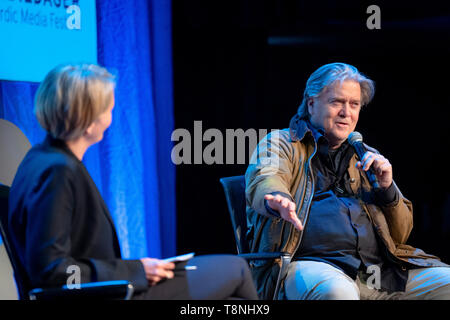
xmin=284 ymin=260 xmax=450 ymax=300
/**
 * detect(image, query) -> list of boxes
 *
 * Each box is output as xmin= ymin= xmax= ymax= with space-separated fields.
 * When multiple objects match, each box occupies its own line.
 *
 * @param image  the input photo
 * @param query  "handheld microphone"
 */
xmin=347 ymin=131 xmax=380 ymax=189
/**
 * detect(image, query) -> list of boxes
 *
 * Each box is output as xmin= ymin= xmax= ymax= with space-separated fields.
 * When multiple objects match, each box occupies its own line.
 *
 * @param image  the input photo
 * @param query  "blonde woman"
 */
xmin=8 ymin=64 xmax=257 ymax=300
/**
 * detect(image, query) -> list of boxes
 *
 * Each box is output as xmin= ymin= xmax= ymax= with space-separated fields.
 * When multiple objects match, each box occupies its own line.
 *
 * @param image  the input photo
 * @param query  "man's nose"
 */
xmin=339 ymin=103 xmax=351 ymax=117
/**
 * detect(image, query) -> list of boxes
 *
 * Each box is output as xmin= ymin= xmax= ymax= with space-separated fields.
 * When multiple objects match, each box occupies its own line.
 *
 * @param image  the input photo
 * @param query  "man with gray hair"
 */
xmin=245 ymin=62 xmax=450 ymax=300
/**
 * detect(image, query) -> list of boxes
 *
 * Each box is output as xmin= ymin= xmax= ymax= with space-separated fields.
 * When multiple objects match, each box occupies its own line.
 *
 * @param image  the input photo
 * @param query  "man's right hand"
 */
xmin=264 ymin=194 xmax=303 ymax=231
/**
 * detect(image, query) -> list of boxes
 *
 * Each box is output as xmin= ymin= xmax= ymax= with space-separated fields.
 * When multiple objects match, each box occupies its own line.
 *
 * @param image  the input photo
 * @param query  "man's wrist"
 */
xmin=375 ymin=182 xmax=399 ymax=206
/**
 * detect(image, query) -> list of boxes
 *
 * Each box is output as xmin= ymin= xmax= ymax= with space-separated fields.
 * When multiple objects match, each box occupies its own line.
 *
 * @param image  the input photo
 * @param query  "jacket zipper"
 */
xmin=290 ymin=141 xmax=317 ymax=255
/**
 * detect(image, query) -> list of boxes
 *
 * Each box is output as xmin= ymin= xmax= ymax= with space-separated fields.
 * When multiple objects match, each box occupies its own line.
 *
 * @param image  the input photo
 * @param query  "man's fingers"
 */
xmin=279 ymin=206 xmax=303 ymax=231
xmin=289 ymin=215 xmax=303 ymax=231
xmin=358 ymin=152 xmax=382 ymax=171
xmin=287 ymin=209 xmax=302 ymax=230
xmin=379 ymin=162 xmax=391 ymax=174
xmin=372 ymin=158 xmax=390 ymax=172
xmin=265 ymin=194 xmax=293 ymax=211
xmin=265 ymin=194 xmax=279 ymax=210
xmin=264 ymin=194 xmax=274 ymax=200
xmin=361 ymin=151 xmax=372 ymax=164
xmin=288 ymin=202 xmax=296 ymax=212
xmin=274 ymin=194 xmax=283 ymax=203
xmin=355 ymin=152 xmax=393 ymax=189
xmin=265 ymin=194 xmax=302 ymax=231
xmin=363 ymin=154 xmax=392 ymax=177
xmin=363 ymin=154 xmax=376 ymax=171
xmin=265 ymin=195 xmax=300 ymax=226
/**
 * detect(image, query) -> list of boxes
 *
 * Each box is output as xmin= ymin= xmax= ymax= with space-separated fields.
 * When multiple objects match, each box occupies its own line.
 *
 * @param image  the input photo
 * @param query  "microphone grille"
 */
xmin=348 ymin=131 xmax=363 ymax=145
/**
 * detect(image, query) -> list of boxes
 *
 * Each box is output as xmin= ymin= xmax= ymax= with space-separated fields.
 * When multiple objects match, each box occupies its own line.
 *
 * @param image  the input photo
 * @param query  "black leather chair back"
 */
xmin=0 ymin=185 xmax=31 ymax=300
xmin=219 ymin=175 xmax=250 ymax=254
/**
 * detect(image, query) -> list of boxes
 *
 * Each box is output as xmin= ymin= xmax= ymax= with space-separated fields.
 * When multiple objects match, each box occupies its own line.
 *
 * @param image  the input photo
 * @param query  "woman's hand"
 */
xmin=140 ymin=258 xmax=175 ymax=286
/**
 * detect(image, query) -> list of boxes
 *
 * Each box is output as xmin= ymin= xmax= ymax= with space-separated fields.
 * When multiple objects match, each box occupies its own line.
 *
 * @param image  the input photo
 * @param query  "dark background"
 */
xmin=172 ymin=1 xmax=450 ymax=263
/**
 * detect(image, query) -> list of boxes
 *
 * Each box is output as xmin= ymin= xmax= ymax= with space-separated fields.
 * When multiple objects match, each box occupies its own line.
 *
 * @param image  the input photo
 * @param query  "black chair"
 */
xmin=219 ymin=175 xmax=291 ymax=300
xmin=0 ymin=184 xmax=134 ymax=300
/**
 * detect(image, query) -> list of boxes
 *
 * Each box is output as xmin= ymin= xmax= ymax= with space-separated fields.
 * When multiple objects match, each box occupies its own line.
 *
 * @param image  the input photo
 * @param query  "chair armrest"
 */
xmin=239 ymin=252 xmax=292 ymax=300
xmin=238 ymin=252 xmax=291 ymax=260
xmin=28 ymin=280 xmax=134 ymax=300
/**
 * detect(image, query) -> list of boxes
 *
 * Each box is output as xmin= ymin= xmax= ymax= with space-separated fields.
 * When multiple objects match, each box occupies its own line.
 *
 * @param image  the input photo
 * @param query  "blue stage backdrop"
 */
xmin=0 ymin=0 xmax=176 ymax=259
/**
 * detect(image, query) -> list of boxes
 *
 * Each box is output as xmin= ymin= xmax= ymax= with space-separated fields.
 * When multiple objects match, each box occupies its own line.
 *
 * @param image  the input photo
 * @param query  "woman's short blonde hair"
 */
xmin=34 ymin=64 xmax=116 ymax=140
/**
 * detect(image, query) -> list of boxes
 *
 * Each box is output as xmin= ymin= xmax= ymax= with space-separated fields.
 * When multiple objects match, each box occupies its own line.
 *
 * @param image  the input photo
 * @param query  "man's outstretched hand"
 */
xmin=264 ymin=194 xmax=303 ymax=231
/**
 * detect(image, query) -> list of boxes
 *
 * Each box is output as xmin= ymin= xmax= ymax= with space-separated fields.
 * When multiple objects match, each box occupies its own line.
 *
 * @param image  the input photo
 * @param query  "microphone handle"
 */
xmin=353 ymin=142 xmax=381 ymax=189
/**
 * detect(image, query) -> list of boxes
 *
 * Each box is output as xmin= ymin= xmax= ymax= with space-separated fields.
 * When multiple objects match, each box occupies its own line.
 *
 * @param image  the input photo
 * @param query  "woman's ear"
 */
xmin=84 ymin=121 xmax=96 ymax=139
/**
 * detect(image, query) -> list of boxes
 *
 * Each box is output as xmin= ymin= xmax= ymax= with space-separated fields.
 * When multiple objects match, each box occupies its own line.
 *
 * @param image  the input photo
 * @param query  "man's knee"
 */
xmin=316 ymin=278 xmax=360 ymax=300
xmin=285 ymin=275 xmax=360 ymax=300
xmin=284 ymin=261 xmax=360 ymax=300
xmin=406 ymin=267 xmax=450 ymax=299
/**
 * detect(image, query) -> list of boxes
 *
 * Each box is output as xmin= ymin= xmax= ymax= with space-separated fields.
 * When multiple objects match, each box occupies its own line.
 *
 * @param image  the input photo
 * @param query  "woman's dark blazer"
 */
xmin=8 ymin=135 xmax=148 ymax=291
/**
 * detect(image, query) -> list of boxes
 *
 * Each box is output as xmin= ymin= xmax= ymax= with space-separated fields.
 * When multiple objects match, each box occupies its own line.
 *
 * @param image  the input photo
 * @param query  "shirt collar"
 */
xmin=305 ymin=119 xmax=325 ymax=143
xmin=43 ymin=134 xmax=80 ymax=162
xmin=290 ymin=117 xmax=350 ymax=152
xmin=304 ymin=119 xmax=351 ymax=157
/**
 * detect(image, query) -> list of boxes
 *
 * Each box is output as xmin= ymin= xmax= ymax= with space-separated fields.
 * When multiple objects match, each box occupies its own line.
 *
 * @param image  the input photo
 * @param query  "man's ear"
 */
xmin=307 ymin=98 xmax=314 ymax=115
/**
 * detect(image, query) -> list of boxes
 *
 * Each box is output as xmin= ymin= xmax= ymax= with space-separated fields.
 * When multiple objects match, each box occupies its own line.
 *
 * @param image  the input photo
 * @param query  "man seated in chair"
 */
xmin=245 ymin=62 xmax=450 ymax=300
